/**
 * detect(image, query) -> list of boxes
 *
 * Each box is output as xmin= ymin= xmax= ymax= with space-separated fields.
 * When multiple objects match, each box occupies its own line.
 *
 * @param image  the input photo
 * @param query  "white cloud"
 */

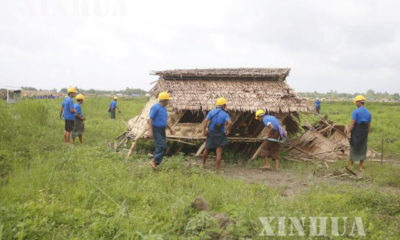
xmin=0 ymin=0 xmax=399 ymax=93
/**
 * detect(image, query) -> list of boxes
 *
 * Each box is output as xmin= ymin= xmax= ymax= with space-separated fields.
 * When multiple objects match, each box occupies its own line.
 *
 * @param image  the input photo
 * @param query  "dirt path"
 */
xmin=196 ymin=159 xmax=400 ymax=198
xmin=221 ymin=165 xmax=310 ymax=197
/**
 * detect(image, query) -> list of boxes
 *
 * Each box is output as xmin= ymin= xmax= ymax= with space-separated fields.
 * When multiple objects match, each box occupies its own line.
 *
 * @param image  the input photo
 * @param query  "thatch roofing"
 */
xmin=150 ymin=68 xmax=312 ymax=113
xmin=152 ymin=68 xmax=290 ymax=80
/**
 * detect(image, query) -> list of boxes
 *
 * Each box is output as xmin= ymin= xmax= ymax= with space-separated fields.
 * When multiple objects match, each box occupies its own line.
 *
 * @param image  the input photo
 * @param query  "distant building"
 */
xmin=0 ymin=87 xmax=22 ymax=103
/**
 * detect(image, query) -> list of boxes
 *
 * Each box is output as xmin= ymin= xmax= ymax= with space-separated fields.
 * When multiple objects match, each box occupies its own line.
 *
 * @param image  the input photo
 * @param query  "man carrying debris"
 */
xmin=348 ymin=95 xmax=371 ymax=172
xmin=148 ymin=92 xmax=175 ymax=169
xmin=315 ymin=98 xmax=321 ymax=114
xmin=108 ymin=96 xmax=120 ymax=119
xmin=255 ymin=110 xmax=285 ymax=171
xmin=72 ymin=94 xmax=86 ymax=144
xmin=202 ymin=98 xmax=232 ymax=173
xmin=62 ymin=87 xmax=77 ymax=143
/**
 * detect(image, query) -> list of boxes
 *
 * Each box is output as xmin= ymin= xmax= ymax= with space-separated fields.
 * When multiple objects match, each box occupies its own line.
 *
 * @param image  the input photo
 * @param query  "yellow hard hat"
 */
xmin=353 ymin=95 xmax=366 ymax=103
xmin=76 ymin=94 xmax=85 ymax=100
xmin=158 ymin=92 xmax=171 ymax=100
xmin=216 ymin=97 xmax=227 ymax=106
xmin=67 ymin=87 xmax=77 ymax=93
xmin=255 ymin=109 xmax=265 ymax=120
xmin=113 ymin=96 xmax=119 ymax=100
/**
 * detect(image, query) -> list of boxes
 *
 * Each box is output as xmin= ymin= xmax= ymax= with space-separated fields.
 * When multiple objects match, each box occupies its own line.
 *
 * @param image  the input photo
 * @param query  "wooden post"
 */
xmin=381 ymin=133 xmax=384 ymax=166
xmin=166 ymin=141 xmax=177 ymax=155
xmin=195 ymin=142 xmax=206 ymax=157
xmin=127 ymin=127 xmax=148 ymax=157
xmin=248 ymin=142 xmax=265 ymax=163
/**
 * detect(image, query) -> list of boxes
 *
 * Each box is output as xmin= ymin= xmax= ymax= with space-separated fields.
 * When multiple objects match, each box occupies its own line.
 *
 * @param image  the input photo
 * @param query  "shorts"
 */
xmin=206 ymin=130 xmax=228 ymax=150
xmin=260 ymin=129 xmax=281 ymax=160
xmin=65 ymin=120 xmax=74 ymax=132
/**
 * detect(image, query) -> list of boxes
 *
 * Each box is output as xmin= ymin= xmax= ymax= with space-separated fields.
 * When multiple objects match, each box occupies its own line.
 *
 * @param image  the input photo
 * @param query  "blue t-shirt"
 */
xmin=315 ymin=100 xmax=321 ymax=108
xmin=109 ymin=100 xmax=118 ymax=110
xmin=63 ymin=97 xmax=75 ymax=120
xmin=352 ymin=106 xmax=371 ymax=124
xmin=206 ymin=108 xmax=231 ymax=132
xmin=61 ymin=98 xmax=66 ymax=118
xmin=74 ymin=103 xmax=83 ymax=118
xmin=263 ymin=115 xmax=280 ymax=130
xmin=149 ymin=103 xmax=168 ymax=128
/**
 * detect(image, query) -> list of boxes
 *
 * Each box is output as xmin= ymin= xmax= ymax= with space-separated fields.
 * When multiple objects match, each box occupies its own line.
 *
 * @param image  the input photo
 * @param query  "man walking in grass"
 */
xmin=255 ymin=110 xmax=285 ymax=171
xmin=202 ymin=97 xmax=232 ymax=173
xmin=315 ymin=98 xmax=321 ymax=114
xmin=148 ymin=92 xmax=175 ymax=169
xmin=62 ymin=87 xmax=77 ymax=143
xmin=72 ymin=94 xmax=86 ymax=144
xmin=348 ymin=95 xmax=371 ymax=173
xmin=108 ymin=96 xmax=120 ymax=119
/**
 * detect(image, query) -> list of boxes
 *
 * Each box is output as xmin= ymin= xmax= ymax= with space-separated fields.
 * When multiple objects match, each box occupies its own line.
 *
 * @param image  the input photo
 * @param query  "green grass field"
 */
xmin=0 ymin=98 xmax=399 ymax=239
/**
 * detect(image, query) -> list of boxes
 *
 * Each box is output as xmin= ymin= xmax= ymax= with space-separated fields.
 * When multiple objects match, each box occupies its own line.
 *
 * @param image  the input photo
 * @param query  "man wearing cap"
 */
xmin=148 ymin=92 xmax=175 ymax=169
xmin=109 ymin=96 xmax=120 ymax=119
xmin=315 ymin=98 xmax=321 ymax=114
xmin=348 ymin=95 xmax=371 ymax=172
xmin=62 ymin=87 xmax=77 ymax=143
xmin=255 ymin=110 xmax=283 ymax=171
xmin=72 ymin=94 xmax=86 ymax=144
xmin=202 ymin=97 xmax=232 ymax=173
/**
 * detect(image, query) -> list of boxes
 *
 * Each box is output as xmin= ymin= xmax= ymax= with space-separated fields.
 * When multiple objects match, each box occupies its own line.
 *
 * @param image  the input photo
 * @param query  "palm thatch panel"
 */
xmin=153 ymin=68 xmax=290 ymax=79
xmin=151 ymin=78 xmax=312 ymax=112
xmin=124 ymin=68 xmax=312 ymax=153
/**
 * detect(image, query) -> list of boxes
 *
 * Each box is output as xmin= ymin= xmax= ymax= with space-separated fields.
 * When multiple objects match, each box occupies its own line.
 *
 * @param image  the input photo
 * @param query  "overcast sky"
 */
xmin=1 ymin=0 xmax=399 ymax=93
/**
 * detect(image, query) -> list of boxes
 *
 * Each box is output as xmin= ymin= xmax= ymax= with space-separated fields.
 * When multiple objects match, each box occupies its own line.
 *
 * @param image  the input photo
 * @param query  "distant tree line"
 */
xmin=59 ymin=87 xmax=148 ymax=96
xmin=298 ymin=90 xmax=400 ymax=101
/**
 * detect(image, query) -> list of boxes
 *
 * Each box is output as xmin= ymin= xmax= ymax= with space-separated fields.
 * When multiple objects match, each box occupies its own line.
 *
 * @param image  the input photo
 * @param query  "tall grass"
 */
xmin=0 ymin=99 xmax=399 ymax=239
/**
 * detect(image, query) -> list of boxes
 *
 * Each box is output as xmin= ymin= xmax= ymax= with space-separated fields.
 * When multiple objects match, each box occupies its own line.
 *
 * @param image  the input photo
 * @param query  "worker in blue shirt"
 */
xmin=348 ymin=95 xmax=372 ymax=173
xmin=202 ymin=98 xmax=232 ymax=173
xmin=148 ymin=92 xmax=175 ymax=169
xmin=315 ymin=98 xmax=321 ymax=114
xmin=255 ymin=110 xmax=283 ymax=171
xmin=62 ymin=87 xmax=77 ymax=143
xmin=109 ymin=96 xmax=120 ymax=119
xmin=72 ymin=94 xmax=86 ymax=144
xmin=59 ymin=96 xmax=67 ymax=120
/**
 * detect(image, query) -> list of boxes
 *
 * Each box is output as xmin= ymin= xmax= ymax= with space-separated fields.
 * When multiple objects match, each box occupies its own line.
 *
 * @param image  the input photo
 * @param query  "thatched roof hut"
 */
xmin=123 ymin=68 xmax=313 ymax=157
xmin=151 ymin=68 xmax=310 ymax=112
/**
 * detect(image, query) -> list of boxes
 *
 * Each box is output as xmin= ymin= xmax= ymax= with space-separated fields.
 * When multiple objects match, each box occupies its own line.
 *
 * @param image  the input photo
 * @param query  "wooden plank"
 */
xmin=248 ymin=142 xmax=265 ymax=163
xmin=195 ymin=142 xmax=206 ymax=157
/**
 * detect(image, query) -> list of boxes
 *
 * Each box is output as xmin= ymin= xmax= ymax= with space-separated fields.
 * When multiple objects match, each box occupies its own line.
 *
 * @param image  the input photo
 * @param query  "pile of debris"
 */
xmin=285 ymin=116 xmax=376 ymax=161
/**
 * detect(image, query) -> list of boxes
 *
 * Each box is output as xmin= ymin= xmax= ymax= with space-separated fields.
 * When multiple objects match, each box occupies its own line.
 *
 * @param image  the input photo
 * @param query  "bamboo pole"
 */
xmin=381 ymin=133 xmax=384 ymax=166
xmin=248 ymin=142 xmax=265 ymax=163
xmin=127 ymin=127 xmax=147 ymax=157
xmin=195 ymin=142 xmax=206 ymax=157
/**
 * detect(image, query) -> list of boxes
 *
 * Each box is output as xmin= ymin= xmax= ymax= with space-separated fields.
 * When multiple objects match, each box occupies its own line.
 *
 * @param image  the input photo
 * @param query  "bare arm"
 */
xmin=75 ymin=113 xmax=85 ymax=121
xmin=367 ymin=122 xmax=371 ymax=133
xmin=268 ymin=124 xmax=275 ymax=130
xmin=225 ymin=119 xmax=232 ymax=135
xmin=59 ymin=106 xmax=64 ymax=119
xmin=347 ymin=119 xmax=356 ymax=138
xmin=203 ymin=119 xmax=210 ymax=136
xmin=348 ymin=120 xmax=356 ymax=132
xmin=148 ymin=118 xmax=153 ymax=138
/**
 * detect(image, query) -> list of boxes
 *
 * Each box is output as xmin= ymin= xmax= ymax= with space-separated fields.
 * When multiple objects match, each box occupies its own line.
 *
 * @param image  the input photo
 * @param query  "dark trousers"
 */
xmin=110 ymin=110 xmax=116 ymax=119
xmin=153 ymin=127 xmax=167 ymax=165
